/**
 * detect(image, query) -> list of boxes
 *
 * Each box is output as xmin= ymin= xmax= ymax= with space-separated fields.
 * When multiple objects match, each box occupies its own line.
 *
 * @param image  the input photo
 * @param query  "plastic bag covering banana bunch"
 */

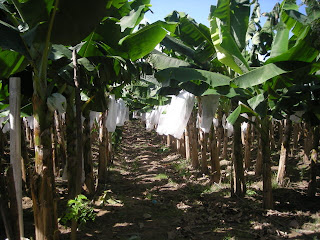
xmin=199 ymin=95 xmax=220 ymax=133
xmin=156 ymin=91 xmax=195 ymax=139
xmin=145 ymin=106 xmax=162 ymax=131
xmin=23 ymin=116 xmax=34 ymax=130
xmin=155 ymin=105 xmax=169 ymax=134
xmin=47 ymin=93 xmax=67 ymax=114
xmin=116 ymin=98 xmax=127 ymax=127
xmin=89 ymin=111 xmax=101 ymax=128
xmin=106 ymin=94 xmax=117 ymax=132
xmin=222 ymin=114 xmax=234 ymax=137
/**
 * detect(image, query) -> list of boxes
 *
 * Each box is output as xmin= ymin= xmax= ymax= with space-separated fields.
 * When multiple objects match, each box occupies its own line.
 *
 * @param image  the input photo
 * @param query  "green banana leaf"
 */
xmin=147 ymin=50 xmax=191 ymax=70
xmin=226 ymin=103 xmax=259 ymax=125
xmin=209 ymin=0 xmax=250 ymax=74
xmin=0 ymin=50 xmax=28 ymax=78
xmin=155 ymin=67 xmax=231 ymax=88
xmin=119 ymin=21 xmax=177 ymax=61
xmin=234 ymin=61 xmax=320 ymax=88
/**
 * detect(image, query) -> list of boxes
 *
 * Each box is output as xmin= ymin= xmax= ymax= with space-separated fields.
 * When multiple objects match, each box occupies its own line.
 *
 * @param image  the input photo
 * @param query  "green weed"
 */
xmin=155 ymin=173 xmax=168 ymax=180
xmin=156 ymin=146 xmax=170 ymax=153
xmin=60 ymin=194 xmax=96 ymax=228
xmin=246 ymin=189 xmax=257 ymax=196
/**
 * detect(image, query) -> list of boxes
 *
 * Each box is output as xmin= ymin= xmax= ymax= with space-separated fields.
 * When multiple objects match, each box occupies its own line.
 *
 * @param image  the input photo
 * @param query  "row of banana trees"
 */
xmin=1 ymin=0 xmax=320 ymax=239
xmin=0 ymin=0 xmax=179 ymax=239
xmin=129 ymin=0 xmax=320 ymax=210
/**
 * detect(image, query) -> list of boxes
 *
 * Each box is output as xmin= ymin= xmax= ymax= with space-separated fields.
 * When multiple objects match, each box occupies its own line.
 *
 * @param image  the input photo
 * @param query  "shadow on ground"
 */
xmin=57 ymin=120 xmax=320 ymax=240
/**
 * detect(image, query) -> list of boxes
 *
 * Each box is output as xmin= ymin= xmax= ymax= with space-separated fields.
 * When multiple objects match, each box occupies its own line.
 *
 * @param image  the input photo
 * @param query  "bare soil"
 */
xmin=3 ymin=120 xmax=320 ymax=240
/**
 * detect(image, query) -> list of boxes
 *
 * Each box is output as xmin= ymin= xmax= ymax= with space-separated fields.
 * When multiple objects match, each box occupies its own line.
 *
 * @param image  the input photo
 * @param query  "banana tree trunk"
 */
xmin=269 ymin=120 xmax=275 ymax=151
xmin=200 ymin=130 xmax=209 ymax=174
xmin=277 ymin=120 xmax=284 ymax=150
xmin=292 ymin=123 xmax=300 ymax=150
xmin=108 ymin=132 xmax=112 ymax=166
xmin=303 ymin=122 xmax=313 ymax=164
xmin=66 ymin=88 xmax=80 ymax=199
xmin=222 ymin=128 xmax=228 ymax=160
xmin=261 ymin=117 xmax=273 ymax=209
xmin=51 ymin=121 xmax=58 ymax=177
xmin=0 ymin=165 xmax=20 ymax=240
xmin=244 ymin=120 xmax=252 ymax=169
xmin=53 ymin=111 xmax=67 ymax=175
xmin=232 ymin=117 xmax=246 ymax=197
xmin=210 ymin=125 xmax=220 ymax=183
xmin=276 ymin=118 xmax=292 ymax=186
xmin=179 ymin=133 xmax=186 ymax=157
xmin=185 ymin=126 xmax=191 ymax=160
xmin=83 ymin=111 xmax=94 ymax=195
xmin=307 ymin=125 xmax=319 ymax=197
xmin=31 ymin=89 xmax=58 ymax=240
xmin=166 ymin=135 xmax=171 ymax=148
xmin=216 ymin=110 xmax=223 ymax=159
xmin=190 ymin=109 xmax=199 ymax=168
xmin=98 ymin=111 xmax=107 ymax=185
xmin=255 ymin=122 xmax=263 ymax=176
xmin=21 ymin=119 xmax=31 ymax=192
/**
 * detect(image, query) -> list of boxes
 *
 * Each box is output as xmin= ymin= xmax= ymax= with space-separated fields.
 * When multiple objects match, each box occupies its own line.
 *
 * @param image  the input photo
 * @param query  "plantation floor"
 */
xmin=17 ymin=120 xmax=320 ymax=240
xmin=63 ymin=120 xmax=320 ymax=240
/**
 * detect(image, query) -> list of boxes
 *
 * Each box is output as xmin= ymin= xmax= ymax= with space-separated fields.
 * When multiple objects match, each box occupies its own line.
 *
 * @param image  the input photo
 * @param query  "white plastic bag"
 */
xmin=89 ymin=111 xmax=101 ymax=129
xmin=116 ymin=98 xmax=127 ymax=126
xmin=47 ymin=93 xmax=66 ymax=114
xmin=156 ymin=91 xmax=195 ymax=139
xmin=106 ymin=95 xmax=117 ymax=132
xmin=24 ymin=116 xmax=34 ymax=130
xmin=155 ymin=105 xmax=169 ymax=135
xmin=145 ymin=112 xmax=153 ymax=131
xmin=199 ymin=95 xmax=220 ymax=133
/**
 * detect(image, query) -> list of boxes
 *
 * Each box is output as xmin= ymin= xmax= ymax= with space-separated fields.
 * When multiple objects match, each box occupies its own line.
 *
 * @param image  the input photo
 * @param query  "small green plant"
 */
xmin=112 ymin=127 xmax=123 ymax=151
xmin=156 ymin=146 xmax=169 ymax=153
xmin=246 ymin=189 xmax=257 ymax=196
xmin=271 ymin=172 xmax=279 ymax=189
xmin=223 ymin=233 xmax=235 ymax=240
xmin=155 ymin=173 xmax=168 ymax=180
xmin=131 ymin=159 xmax=139 ymax=171
xmin=60 ymin=194 xmax=96 ymax=228
xmin=201 ymin=185 xmax=215 ymax=196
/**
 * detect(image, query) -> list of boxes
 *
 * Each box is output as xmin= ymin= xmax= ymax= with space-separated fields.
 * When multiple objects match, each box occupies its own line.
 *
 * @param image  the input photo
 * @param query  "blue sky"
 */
xmin=145 ymin=0 xmax=305 ymax=26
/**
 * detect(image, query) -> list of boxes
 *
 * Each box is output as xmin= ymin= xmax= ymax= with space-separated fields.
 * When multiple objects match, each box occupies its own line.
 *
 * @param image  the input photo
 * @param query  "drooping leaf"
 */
xmin=209 ymin=0 xmax=250 ymax=74
xmin=161 ymin=35 xmax=196 ymax=61
xmin=247 ymin=93 xmax=264 ymax=110
xmin=51 ymin=0 xmax=112 ymax=45
xmin=0 ymin=50 xmax=28 ymax=78
xmin=20 ymin=0 xmax=54 ymax=29
xmin=270 ymin=21 xmax=289 ymax=58
xmin=177 ymin=18 xmax=215 ymax=63
xmin=0 ymin=21 xmax=30 ymax=58
xmin=155 ymin=67 xmax=231 ymax=88
xmin=118 ymin=4 xmax=145 ymax=32
xmin=49 ymin=44 xmax=72 ymax=60
xmin=227 ymin=104 xmax=259 ymax=125
xmin=234 ymin=61 xmax=319 ymax=88
xmin=147 ymin=50 xmax=190 ymax=70
xmin=230 ymin=0 xmax=250 ymax=51
xmin=119 ymin=21 xmax=177 ymax=61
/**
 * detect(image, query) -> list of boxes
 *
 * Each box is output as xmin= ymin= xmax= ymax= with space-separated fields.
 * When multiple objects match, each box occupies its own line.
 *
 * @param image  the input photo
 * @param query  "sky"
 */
xmin=144 ymin=0 xmax=305 ymax=26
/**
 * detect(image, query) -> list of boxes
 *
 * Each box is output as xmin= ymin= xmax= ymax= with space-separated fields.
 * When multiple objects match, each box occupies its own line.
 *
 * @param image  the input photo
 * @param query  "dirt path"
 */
xmin=65 ymin=120 xmax=320 ymax=240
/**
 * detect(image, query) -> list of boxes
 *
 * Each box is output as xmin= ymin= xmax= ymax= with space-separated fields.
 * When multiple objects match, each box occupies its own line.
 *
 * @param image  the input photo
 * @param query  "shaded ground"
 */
xmin=3 ymin=120 xmax=319 ymax=240
xmin=66 ymin=120 xmax=320 ymax=240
